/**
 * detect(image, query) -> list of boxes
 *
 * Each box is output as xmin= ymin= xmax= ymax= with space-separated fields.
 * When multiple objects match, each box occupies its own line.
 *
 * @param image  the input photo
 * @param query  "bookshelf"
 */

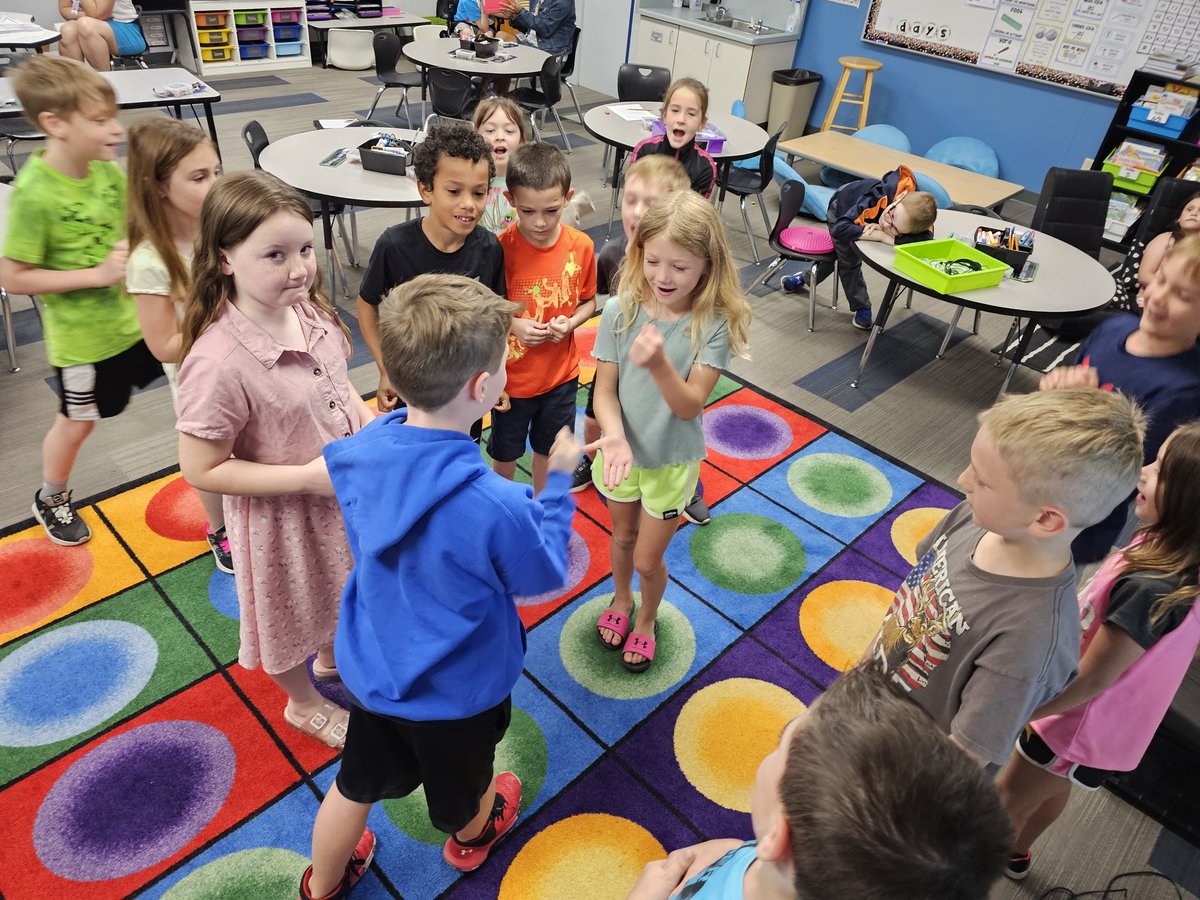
xmin=179 ymin=0 xmax=311 ymax=75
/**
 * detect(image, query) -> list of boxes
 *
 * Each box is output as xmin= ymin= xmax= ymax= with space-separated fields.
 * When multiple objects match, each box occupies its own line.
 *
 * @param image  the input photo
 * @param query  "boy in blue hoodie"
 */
xmin=299 ymin=274 xmax=579 ymax=900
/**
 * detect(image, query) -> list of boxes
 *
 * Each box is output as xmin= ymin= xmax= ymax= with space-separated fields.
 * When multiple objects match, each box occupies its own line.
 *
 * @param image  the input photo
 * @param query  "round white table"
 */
xmin=853 ymin=209 xmax=1116 ymax=393
xmin=401 ymin=36 xmax=549 ymax=77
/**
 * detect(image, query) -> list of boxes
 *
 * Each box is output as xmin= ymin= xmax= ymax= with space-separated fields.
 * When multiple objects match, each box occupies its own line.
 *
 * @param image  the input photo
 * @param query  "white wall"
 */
xmin=576 ymin=0 xmax=635 ymax=98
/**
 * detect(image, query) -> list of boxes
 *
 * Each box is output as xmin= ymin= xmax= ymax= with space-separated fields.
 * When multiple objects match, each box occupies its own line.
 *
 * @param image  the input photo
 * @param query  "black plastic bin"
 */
xmin=769 ymin=68 xmax=821 ymax=141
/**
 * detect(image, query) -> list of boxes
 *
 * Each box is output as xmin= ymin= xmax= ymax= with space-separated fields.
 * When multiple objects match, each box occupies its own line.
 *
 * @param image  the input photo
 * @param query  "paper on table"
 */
xmin=608 ymin=103 xmax=650 ymax=121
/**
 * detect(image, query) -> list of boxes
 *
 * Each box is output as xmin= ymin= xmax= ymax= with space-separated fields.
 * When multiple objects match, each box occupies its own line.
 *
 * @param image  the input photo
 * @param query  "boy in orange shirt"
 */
xmin=491 ymin=142 xmax=597 ymax=493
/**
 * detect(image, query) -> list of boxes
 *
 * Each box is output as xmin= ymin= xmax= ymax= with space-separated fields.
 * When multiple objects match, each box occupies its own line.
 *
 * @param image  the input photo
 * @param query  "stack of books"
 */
xmin=1179 ymin=161 xmax=1200 ymax=182
xmin=1141 ymin=53 xmax=1200 ymax=79
xmin=1109 ymin=138 xmax=1168 ymax=173
xmin=1104 ymin=192 xmax=1146 ymax=242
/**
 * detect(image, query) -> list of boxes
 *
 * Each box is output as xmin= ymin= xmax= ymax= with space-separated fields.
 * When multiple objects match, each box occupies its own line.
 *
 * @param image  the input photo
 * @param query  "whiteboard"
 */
xmin=862 ymin=0 xmax=1200 ymax=98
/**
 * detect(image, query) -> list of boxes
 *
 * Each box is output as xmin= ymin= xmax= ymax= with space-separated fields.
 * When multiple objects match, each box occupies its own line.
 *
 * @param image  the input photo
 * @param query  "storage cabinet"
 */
xmin=181 ymin=0 xmax=310 ymax=73
xmin=634 ymin=17 xmax=678 ymax=73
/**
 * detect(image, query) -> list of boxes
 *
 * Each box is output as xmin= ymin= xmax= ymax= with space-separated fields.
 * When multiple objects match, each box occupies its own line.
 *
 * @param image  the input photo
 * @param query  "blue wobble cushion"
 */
xmin=925 ymin=136 xmax=1000 ymax=178
xmin=912 ymin=171 xmax=952 ymax=209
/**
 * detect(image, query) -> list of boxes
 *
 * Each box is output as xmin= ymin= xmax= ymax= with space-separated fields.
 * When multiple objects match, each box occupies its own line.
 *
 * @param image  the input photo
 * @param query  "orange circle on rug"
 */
xmin=498 ymin=813 xmax=663 ymax=900
xmin=799 ymin=580 xmax=894 ymax=671
xmin=0 ymin=537 xmax=93 ymax=633
xmin=673 ymin=679 xmax=805 ymax=812
xmin=890 ymin=508 xmax=947 ymax=566
xmin=144 ymin=476 xmax=209 ymax=542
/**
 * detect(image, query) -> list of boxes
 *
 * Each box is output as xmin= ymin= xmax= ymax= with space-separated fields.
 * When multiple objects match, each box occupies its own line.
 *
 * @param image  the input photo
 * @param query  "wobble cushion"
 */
xmin=780 ymin=227 xmax=834 ymax=254
xmin=926 ymin=136 xmax=1000 ymax=178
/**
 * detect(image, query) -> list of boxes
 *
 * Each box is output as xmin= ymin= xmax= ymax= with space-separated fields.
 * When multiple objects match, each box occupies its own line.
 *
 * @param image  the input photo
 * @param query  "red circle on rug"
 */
xmin=0 ymin=538 xmax=93 ymax=633
xmin=575 ymin=325 xmax=597 ymax=367
xmin=144 ymin=476 xmax=208 ymax=542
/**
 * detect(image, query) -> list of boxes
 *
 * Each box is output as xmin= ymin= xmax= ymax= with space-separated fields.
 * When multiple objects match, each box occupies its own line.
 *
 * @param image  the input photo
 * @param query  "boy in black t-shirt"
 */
xmin=357 ymin=123 xmax=507 ymax=413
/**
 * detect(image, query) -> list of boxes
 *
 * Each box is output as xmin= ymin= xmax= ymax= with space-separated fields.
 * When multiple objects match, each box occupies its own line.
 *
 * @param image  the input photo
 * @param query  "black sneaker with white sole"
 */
xmin=32 ymin=489 xmax=92 ymax=546
xmin=570 ymin=457 xmax=593 ymax=493
xmin=1004 ymin=851 xmax=1031 ymax=880
xmin=683 ymin=491 xmax=711 ymax=525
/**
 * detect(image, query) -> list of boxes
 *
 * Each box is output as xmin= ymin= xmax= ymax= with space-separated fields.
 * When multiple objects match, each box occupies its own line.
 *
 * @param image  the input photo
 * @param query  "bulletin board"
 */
xmin=862 ymin=0 xmax=1200 ymax=98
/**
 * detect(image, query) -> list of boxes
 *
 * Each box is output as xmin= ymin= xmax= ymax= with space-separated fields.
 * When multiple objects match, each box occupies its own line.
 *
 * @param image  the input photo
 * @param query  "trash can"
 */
xmin=769 ymin=68 xmax=821 ymax=142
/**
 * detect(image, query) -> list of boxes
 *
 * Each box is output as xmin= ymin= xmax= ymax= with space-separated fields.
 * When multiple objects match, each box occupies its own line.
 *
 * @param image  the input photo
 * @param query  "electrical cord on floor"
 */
xmin=1037 ymin=870 xmax=1185 ymax=899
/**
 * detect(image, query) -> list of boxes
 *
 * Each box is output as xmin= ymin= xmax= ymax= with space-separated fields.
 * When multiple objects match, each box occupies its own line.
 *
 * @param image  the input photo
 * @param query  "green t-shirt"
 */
xmin=3 ymin=152 xmax=140 ymax=367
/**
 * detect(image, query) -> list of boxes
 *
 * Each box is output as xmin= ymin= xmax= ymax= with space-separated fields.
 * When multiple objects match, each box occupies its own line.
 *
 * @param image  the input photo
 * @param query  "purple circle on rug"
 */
xmin=703 ymin=406 xmax=792 ymax=460
xmin=34 ymin=721 xmax=235 ymax=881
xmin=517 ymin=530 xmax=589 ymax=607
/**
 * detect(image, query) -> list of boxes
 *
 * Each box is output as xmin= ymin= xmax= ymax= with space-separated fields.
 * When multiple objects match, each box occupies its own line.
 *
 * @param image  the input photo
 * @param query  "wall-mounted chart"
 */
xmin=863 ymin=0 xmax=1200 ymax=97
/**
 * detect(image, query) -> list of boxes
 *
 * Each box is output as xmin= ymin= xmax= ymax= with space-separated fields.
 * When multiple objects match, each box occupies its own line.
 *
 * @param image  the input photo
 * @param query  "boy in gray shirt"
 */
xmin=870 ymin=388 xmax=1145 ymax=770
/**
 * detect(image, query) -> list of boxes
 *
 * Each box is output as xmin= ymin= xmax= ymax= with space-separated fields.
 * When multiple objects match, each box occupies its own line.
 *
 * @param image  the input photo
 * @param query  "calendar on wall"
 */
xmin=862 ymin=0 xmax=1200 ymax=98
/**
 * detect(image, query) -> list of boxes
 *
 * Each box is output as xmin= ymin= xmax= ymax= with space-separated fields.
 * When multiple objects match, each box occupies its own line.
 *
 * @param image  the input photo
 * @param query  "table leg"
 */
xmin=850 ymin=279 xmax=900 ymax=389
xmin=716 ymin=160 xmax=731 ymax=205
xmin=201 ymin=102 xmax=220 ymax=160
xmin=936 ymin=306 xmax=965 ymax=359
xmin=998 ymin=319 xmax=1037 ymax=396
xmin=605 ymin=146 xmax=625 ymax=239
xmin=320 ymin=198 xmax=337 ymax=299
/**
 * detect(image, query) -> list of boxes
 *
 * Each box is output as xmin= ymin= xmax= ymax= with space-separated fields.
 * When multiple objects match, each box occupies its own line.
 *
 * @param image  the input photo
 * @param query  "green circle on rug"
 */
xmin=162 ymin=848 xmax=308 ymax=898
xmin=560 ymin=595 xmax=696 ymax=700
xmin=787 ymin=453 xmax=892 ymax=518
xmin=688 ymin=514 xmax=807 ymax=594
xmin=382 ymin=705 xmax=547 ymax=845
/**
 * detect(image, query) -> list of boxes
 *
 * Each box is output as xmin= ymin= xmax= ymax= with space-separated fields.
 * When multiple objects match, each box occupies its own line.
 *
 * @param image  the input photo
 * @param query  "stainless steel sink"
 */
xmin=698 ymin=15 xmax=781 ymax=35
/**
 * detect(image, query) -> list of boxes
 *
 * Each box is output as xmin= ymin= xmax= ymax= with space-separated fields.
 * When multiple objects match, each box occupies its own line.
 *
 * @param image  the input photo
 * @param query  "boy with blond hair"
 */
xmin=0 ymin=56 xmax=162 ymax=546
xmin=301 ymin=274 xmax=578 ymax=899
xmin=869 ymin=388 xmax=1145 ymax=771
xmin=491 ymin=141 xmax=596 ymax=494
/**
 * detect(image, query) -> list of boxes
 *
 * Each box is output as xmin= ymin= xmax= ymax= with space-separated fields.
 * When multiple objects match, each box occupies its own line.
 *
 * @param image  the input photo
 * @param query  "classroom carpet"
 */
xmin=0 ymin=362 xmax=962 ymax=899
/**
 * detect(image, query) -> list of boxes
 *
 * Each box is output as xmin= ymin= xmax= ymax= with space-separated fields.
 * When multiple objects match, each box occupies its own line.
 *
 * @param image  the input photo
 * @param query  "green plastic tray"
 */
xmin=892 ymin=239 xmax=1009 ymax=294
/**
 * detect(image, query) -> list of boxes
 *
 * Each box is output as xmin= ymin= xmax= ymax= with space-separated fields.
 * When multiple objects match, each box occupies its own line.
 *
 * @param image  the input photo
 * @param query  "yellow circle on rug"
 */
xmin=799 ymin=580 xmax=894 ymax=671
xmin=674 ymin=679 xmax=805 ymax=812
xmin=498 ymin=813 xmax=663 ymax=900
xmin=891 ymin=507 xmax=947 ymax=566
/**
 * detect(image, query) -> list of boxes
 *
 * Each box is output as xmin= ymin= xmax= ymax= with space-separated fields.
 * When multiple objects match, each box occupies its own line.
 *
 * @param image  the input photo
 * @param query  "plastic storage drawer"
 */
xmin=1128 ymin=105 xmax=1191 ymax=139
xmin=197 ymin=28 xmax=231 ymax=45
xmin=239 ymin=41 xmax=270 ymax=58
xmin=274 ymin=40 xmax=304 ymax=55
xmin=273 ymin=23 xmax=301 ymax=40
xmin=193 ymin=11 xmax=226 ymax=27
xmin=237 ymin=25 xmax=268 ymax=41
xmin=272 ymin=9 xmax=301 ymax=22
xmin=233 ymin=10 xmax=267 ymax=25
xmin=200 ymin=45 xmax=233 ymax=61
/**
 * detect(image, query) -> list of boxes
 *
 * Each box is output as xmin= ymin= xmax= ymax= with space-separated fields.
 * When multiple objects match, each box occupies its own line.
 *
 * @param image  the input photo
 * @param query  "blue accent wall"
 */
xmin=790 ymin=3 xmax=1118 ymax=190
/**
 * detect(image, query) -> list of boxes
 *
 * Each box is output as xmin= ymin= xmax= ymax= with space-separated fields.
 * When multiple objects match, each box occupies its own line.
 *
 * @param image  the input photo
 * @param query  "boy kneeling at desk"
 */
xmin=785 ymin=165 xmax=936 ymax=332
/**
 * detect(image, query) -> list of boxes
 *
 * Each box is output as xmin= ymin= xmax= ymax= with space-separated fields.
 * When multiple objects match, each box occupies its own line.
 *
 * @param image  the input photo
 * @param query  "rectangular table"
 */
xmin=307 ymin=11 xmax=426 ymax=66
xmin=0 ymin=67 xmax=221 ymax=155
xmin=778 ymin=131 xmax=1024 ymax=210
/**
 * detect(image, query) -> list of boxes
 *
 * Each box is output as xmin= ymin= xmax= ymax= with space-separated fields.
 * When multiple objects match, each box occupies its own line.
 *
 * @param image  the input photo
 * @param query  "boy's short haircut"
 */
xmin=979 ymin=387 xmax=1145 ymax=528
xmin=899 ymin=192 xmax=937 ymax=232
xmin=13 ymin=56 xmax=116 ymax=128
xmin=1166 ymin=232 xmax=1200 ymax=285
xmin=378 ymin=273 xmax=520 ymax=411
xmin=471 ymin=94 xmax=529 ymax=144
xmin=624 ymin=155 xmax=691 ymax=195
xmin=784 ymin=665 xmax=1011 ymax=899
xmin=412 ymin=122 xmax=495 ymax=189
xmin=505 ymin=141 xmax=571 ymax=195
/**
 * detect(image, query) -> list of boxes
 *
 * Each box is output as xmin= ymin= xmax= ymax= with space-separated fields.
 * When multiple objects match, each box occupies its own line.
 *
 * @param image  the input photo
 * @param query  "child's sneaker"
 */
xmin=298 ymin=827 xmax=376 ymax=899
xmin=1004 ymin=851 xmax=1031 ymax=880
xmin=682 ymin=491 xmax=711 ymax=526
xmin=781 ymin=270 xmax=808 ymax=293
xmin=570 ymin=456 xmax=593 ymax=493
xmin=443 ymin=772 xmax=521 ymax=872
xmin=32 ymin=489 xmax=92 ymax=546
xmin=206 ymin=524 xmax=235 ymax=574
xmin=852 ymin=308 xmax=874 ymax=331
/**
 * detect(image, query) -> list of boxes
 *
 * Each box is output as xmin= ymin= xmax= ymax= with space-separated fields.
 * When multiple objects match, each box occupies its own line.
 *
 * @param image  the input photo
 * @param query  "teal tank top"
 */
xmin=678 ymin=840 xmax=757 ymax=899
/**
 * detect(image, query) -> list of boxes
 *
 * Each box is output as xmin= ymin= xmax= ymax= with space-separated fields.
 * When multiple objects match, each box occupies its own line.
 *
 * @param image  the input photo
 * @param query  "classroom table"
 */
xmin=0 ymin=13 xmax=60 ymax=54
xmin=307 ymin=11 xmax=426 ymax=68
xmin=778 ymin=131 xmax=1024 ymax=210
xmin=851 ymin=209 xmax=1114 ymax=393
xmin=0 ymin=67 xmax=222 ymax=153
xmin=401 ymin=36 xmax=548 ymax=78
xmin=258 ymin=127 xmax=422 ymax=298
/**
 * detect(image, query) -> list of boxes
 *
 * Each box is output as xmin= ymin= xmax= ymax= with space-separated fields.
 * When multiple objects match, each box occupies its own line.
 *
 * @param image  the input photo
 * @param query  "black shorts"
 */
xmin=584 ymin=377 xmax=595 ymax=419
xmin=1016 ymin=725 xmax=1110 ymax=790
xmin=487 ymin=377 xmax=578 ymax=462
xmin=54 ymin=340 xmax=163 ymax=421
xmin=335 ymin=696 xmax=512 ymax=834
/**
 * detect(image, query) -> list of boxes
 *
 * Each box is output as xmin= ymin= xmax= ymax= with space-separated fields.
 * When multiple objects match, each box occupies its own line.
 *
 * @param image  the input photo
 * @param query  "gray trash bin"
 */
xmin=768 ymin=68 xmax=821 ymax=142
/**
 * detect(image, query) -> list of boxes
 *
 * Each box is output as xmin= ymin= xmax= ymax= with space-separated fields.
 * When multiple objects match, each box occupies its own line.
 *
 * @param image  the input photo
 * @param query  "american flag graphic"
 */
xmin=876 ymin=548 xmax=955 ymax=692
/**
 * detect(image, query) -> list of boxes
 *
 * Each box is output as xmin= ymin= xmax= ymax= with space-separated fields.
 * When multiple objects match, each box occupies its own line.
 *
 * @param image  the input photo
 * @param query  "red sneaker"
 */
xmin=299 ymin=827 xmax=376 ymax=899
xmin=443 ymin=772 xmax=522 ymax=872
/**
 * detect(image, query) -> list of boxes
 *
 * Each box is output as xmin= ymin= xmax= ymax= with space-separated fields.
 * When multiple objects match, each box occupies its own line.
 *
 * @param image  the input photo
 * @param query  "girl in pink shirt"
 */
xmin=176 ymin=172 xmax=375 ymax=750
xmin=997 ymin=420 xmax=1200 ymax=880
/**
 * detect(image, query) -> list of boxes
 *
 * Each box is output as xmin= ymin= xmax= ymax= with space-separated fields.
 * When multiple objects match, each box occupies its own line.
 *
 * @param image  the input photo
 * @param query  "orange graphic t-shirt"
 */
xmin=498 ymin=223 xmax=597 ymax=398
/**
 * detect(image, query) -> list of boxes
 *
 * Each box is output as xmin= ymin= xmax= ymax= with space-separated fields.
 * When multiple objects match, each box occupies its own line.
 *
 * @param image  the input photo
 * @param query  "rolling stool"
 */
xmin=819 ymin=56 xmax=882 ymax=134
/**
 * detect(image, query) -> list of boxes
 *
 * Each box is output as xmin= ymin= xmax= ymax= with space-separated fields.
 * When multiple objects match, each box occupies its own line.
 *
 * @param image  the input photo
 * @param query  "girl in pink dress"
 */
xmin=997 ymin=420 xmax=1200 ymax=880
xmin=175 ymin=171 xmax=375 ymax=749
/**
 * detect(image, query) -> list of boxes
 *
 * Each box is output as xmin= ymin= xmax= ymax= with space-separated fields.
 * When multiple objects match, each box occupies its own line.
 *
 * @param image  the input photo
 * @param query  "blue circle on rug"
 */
xmin=518 ymin=531 xmax=589 ymax=607
xmin=208 ymin=570 xmax=239 ymax=620
xmin=34 ymin=721 xmax=236 ymax=880
xmin=0 ymin=621 xmax=157 ymax=748
xmin=703 ymin=406 xmax=792 ymax=460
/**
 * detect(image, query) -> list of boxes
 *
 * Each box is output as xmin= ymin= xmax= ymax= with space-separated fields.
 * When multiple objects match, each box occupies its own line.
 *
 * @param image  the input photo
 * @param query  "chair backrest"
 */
xmin=559 ymin=26 xmax=581 ymax=77
xmin=435 ymin=0 xmax=457 ymax=20
xmin=241 ymin=120 xmax=269 ymax=169
xmin=537 ymin=54 xmax=563 ymax=105
xmin=373 ymin=30 xmax=402 ymax=78
xmin=925 ymin=135 xmax=1000 ymax=178
xmin=949 ymin=203 xmax=1004 ymax=219
xmin=1031 ymin=166 xmax=1114 ymax=259
xmin=427 ymin=67 xmax=475 ymax=119
xmin=749 ymin=129 xmax=782 ymax=191
xmin=617 ymin=63 xmax=671 ymax=103
xmin=769 ymin=179 xmax=808 ymax=245
xmin=412 ymin=23 xmax=444 ymax=41
xmin=1132 ymin=177 xmax=1200 ymax=246
xmin=327 ymin=28 xmax=375 ymax=70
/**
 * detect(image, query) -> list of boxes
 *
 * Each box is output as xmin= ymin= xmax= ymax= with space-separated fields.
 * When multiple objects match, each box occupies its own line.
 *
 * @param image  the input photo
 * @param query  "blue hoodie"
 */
xmin=324 ymin=410 xmax=574 ymax=721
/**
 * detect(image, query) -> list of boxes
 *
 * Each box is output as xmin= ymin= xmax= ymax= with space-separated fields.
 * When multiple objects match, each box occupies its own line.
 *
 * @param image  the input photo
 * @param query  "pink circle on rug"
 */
xmin=0 ymin=538 xmax=93 ymax=633
xmin=704 ymin=405 xmax=793 ymax=460
xmin=517 ymin=530 xmax=589 ymax=606
xmin=575 ymin=325 xmax=597 ymax=367
xmin=144 ymin=476 xmax=208 ymax=543
xmin=779 ymin=227 xmax=833 ymax=254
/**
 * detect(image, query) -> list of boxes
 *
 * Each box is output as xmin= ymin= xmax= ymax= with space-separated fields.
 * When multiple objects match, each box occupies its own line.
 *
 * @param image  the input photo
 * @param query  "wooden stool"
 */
xmin=820 ymin=56 xmax=883 ymax=134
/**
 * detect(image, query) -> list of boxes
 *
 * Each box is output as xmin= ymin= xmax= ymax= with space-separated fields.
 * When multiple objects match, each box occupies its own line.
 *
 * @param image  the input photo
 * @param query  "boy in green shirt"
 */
xmin=0 ymin=57 xmax=161 ymax=545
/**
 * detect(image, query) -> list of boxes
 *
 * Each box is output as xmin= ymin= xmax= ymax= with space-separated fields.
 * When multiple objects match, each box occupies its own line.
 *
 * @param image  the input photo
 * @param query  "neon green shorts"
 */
xmin=592 ymin=453 xmax=700 ymax=520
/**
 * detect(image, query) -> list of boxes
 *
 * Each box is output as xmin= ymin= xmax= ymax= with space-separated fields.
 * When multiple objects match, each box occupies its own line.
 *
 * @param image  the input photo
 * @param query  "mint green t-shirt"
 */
xmin=3 ymin=152 xmax=141 ymax=367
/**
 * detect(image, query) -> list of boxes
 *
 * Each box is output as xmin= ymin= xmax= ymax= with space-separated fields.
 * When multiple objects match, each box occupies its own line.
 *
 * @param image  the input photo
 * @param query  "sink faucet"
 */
xmin=750 ymin=16 xmax=764 ymax=32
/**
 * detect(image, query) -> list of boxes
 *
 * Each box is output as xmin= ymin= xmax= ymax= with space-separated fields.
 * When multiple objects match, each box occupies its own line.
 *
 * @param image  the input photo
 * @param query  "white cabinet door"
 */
xmin=634 ymin=18 xmax=678 ymax=72
xmin=707 ymin=38 xmax=753 ymax=116
xmin=673 ymin=26 xmax=712 ymax=83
